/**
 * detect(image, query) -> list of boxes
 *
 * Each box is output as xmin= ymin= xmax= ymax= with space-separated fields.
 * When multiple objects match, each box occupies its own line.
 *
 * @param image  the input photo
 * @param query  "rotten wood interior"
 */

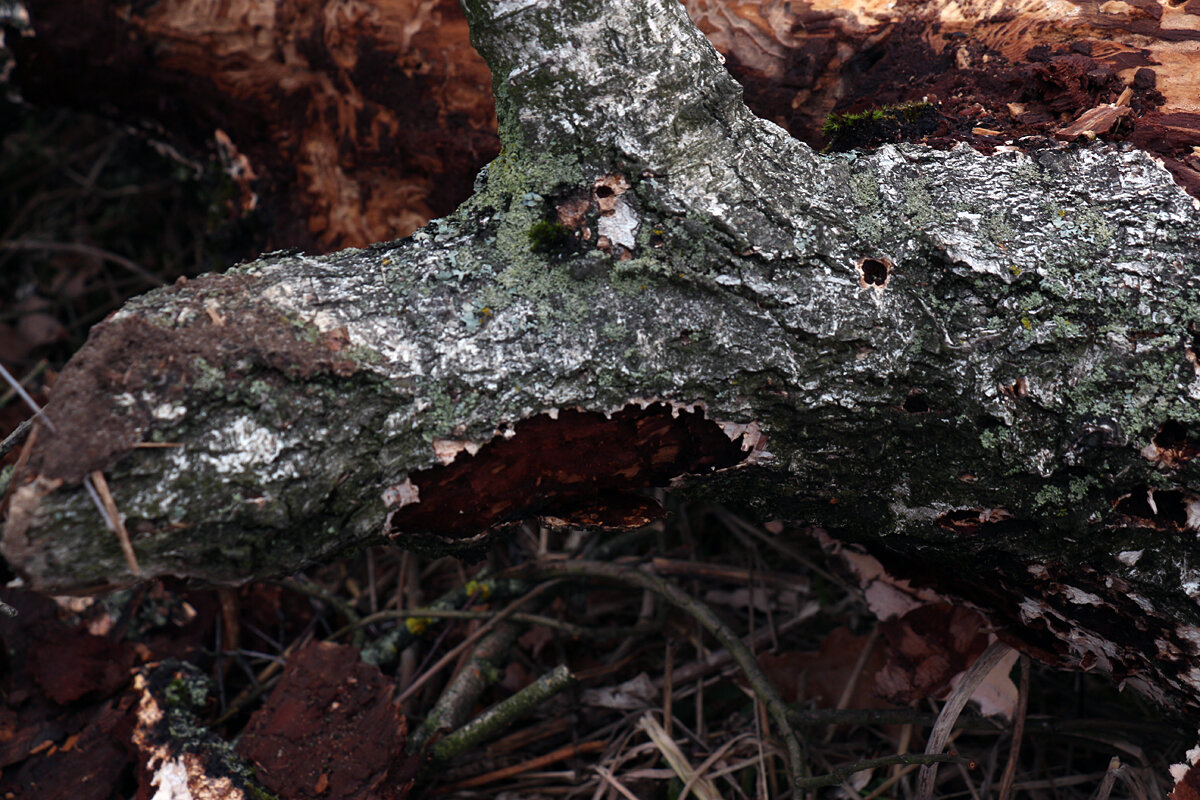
xmin=6 ymin=0 xmax=1198 ymax=251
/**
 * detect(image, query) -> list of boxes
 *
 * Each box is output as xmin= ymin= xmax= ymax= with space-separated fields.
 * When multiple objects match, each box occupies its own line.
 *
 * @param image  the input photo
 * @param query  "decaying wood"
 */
xmin=5 ymin=0 xmax=1198 ymax=250
xmin=6 ymin=0 xmax=500 ymax=251
xmin=5 ymin=0 xmax=1200 ymax=722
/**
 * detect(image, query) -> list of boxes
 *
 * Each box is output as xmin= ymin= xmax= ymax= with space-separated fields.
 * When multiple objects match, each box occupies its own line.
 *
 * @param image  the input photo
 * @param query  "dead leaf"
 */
xmin=874 ymin=604 xmax=988 ymax=705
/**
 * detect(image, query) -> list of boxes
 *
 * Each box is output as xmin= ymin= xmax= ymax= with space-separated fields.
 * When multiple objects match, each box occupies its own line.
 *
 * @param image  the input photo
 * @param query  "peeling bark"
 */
xmin=5 ymin=0 xmax=1200 ymax=715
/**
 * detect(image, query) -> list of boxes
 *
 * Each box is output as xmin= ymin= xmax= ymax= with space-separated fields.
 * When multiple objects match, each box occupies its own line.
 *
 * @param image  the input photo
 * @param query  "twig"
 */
xmin=917 ymin=640 xmax=1014 ymax=800
xmin=0 ymin=418 xmax=32 ymax=461
xmin=208 ymin=629 xmax=314 ymax=727
xmin=1095 ymin=757 xmax=1122 ymax=800
xmin=593 ymin=764 xmax=642 ymax=800
xmin=787 ymin=706 xmax=1003 ymax=731
xmin=282 ymin=576 xmax=362 ymax=625
xmin=517 ymin=559 xmax=809 ymax=798
xmin=359 ymin=576 xmax=531 ymax=668
xmin=87 ymin=469 xmax=140 ymax=576
xmin=997 ymin=653 xmax=1030 ymax=800
xmin=0 ymin=359 xmax=47 ymax=409
xmin=0 ymin=239 xmax=164 ymax=286
xmin=825 ymin=626 xmax=879 ymax=744
xmin=431 ymin=664 xmax=577 ymax=762
xmin=639 ymin=713 xmax=722 ymax=800
xmin=663 ymin=610 xmax=814 ymax=691
xmin=649 ymin=557 xmax=808 ymax=591
xmin=0 ymin=361 xmax=55 ymax=433
xmin=395 ymin=580 xmax=560 ymax=706
xmin=332 ymin=606 xmax=658 ymax=642
xmin=413 ymin=620 xmax=523 ymax=752
xmin=799 ymin=753 xmax=971 ymax=790
xmin=863 ymin=762 xmax=920 ymax=800
xmin=678 ymin=731 xmax=756 ymax=800
xmin=431 ymin=740 xmax=606 ymax=793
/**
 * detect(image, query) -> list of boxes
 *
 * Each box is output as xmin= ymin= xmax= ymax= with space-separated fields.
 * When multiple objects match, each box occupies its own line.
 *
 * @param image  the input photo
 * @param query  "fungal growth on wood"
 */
xmin=384 ymin=403 xmax=755 ymax=548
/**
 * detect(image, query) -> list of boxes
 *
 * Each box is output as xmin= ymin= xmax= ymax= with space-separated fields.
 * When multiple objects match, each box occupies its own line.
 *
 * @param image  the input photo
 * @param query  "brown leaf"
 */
xmin=874 ymin=604 xmax=988 ymax=704
xmin=759 ymin=627 xmax=888 ymax=707
xmin=16 ymin=312 xmax=67 ymax=349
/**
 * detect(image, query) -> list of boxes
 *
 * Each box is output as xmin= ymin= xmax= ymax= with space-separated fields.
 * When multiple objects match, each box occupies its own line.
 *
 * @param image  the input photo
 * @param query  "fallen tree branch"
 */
xmin=429 ymin=663 xmax=577 ymax=764
xmin=4 ymin=0 xmax=1200 ymax=720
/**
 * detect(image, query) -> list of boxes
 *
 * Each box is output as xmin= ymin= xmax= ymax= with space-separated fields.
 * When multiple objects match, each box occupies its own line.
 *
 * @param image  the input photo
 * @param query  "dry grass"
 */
xmin=255 ymin=496 xmax=1189 ymax=800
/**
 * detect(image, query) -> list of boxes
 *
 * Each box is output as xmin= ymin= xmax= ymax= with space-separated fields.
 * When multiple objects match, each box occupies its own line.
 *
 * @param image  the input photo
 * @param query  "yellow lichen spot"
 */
xmin=405 ymin=616 xmax=432 ymax=635
xmin=1058 ymin=209 xmax=1068 ymax=218
xmin=1008 ymin=265 xmax=1022 ymax=276
xmin=480 ymin=307 xmax=493 ymax=318
xmin=466 ymin=580 xmax=491 ymax=599
xmin=1021 ymin=317 xmax=1033 ymax=330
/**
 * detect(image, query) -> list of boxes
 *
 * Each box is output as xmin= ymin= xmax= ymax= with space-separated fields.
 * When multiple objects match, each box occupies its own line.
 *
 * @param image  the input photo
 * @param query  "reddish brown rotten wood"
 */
xmin=237 ymin=641 xmax=416 ymax=800
xmin=1143 ymin=420 xmax=1200 ymax=468
xmin=1055 ymin=103 xmax=1134 ymax=140
xmin=26 ymin=273 xmax=358 ymax=483
xmin=8 ymin=0 xmax=499 ymax=252
xmin=9 ymin=0 xmax=1199 ymax=252
xmin=385 ymin=403 xmax=753 ymax=543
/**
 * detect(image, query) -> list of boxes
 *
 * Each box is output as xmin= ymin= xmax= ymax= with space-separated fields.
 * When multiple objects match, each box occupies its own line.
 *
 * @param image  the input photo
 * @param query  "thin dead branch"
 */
xmin=518 ymin=558 xmax=809 ymax=797
xmin=917 ymin=640 xmax=1015 ymax=800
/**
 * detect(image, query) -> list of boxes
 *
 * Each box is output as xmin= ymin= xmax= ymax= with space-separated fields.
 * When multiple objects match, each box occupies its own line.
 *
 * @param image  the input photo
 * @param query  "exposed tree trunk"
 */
xmin=5 ymin=0 xmax=1198 ymax=252
xmin=5 ymin=0 xmax=1200 ymax=721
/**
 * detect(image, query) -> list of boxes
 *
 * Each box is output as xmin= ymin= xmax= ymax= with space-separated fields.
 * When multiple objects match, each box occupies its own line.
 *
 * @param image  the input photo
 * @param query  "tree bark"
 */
xmin=5 ymin=0 xmax=1200 ymax=714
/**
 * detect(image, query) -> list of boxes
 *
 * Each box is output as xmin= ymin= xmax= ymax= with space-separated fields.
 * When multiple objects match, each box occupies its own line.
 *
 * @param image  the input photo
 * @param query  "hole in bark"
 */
xmin=594 ymin=185 xmax=614 ymax=198
xmin=1155 ymin=421 xmax=1190 ymax=450
xmin=937 ymin=509 xmax=986 ymax=533
xmin=1071 ymin=416 xmax=1121 ymax=452
xmin=857 ymin=257 xmax=892 ymax=289
xmin=1148 ymin=420 xmax=1200 ymax=467
xmin=527 ymin=220 xmax=574 ymax=254
xmin=1000 ymin=378 xmax=1027 ymax=398
xmin=935 ymin=507 xmax=1013 ymax=534
xmin=1113 ymin=486 xmax=1188 ymax=528
xmin=902 ymin=392 xmax=929 ymax=413
xmin=386 ymin=403 xmax=752 ymax=541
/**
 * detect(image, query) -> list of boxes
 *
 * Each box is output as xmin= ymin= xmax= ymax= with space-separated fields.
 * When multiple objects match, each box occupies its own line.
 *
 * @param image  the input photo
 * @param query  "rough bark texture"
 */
xmin=5 ymin=0 xmax=1198 ymax=250
xmin=5 ymin=0 xmax=1200 ymax=715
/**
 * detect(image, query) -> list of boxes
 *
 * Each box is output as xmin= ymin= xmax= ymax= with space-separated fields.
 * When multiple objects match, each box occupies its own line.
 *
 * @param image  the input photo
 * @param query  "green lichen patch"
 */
xmin=527 ymin=220 xmax=574 ymax=253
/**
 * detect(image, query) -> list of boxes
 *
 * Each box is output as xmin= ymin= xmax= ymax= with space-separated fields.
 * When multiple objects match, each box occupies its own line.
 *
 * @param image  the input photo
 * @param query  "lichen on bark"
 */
xmin=5 ymin=0 xmax=1200 ymax=714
